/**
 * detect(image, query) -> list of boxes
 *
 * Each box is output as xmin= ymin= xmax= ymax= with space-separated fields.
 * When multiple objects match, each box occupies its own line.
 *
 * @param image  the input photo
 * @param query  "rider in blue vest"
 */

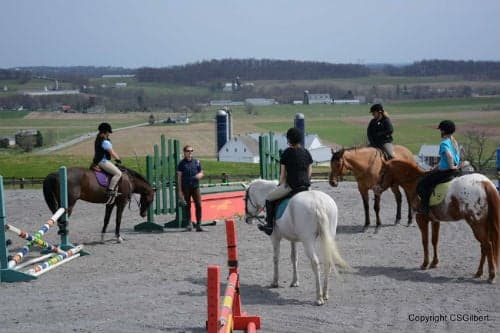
xmin=259 ymin=127 xmax=313 ymax=235
xmin=93 ymin=122 xmax=122 ymax=205
xmin=416 ymin=120 xmax=460 ymax=215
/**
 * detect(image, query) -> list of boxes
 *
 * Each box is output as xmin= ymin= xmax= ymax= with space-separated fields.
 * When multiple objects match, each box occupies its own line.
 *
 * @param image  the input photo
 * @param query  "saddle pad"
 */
xmin=429 ymin=181 xmax=452 ymax=206
xmin=275 ymin=198 xmax=290 ymax=220
xmin=94 ymin=171 xmax=110 ymax=187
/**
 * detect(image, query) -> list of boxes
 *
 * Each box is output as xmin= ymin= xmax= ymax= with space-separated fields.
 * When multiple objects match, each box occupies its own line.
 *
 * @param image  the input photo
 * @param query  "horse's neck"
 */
xmin=344 ymin=148 xmax=379 ymax=174
xmin=254 ymin=180 xmax=276 ymax=204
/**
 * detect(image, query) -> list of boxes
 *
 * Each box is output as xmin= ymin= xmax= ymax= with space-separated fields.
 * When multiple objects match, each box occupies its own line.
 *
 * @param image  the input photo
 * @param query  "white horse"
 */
xmin=244 ymin=179 xmax=349 ymax=305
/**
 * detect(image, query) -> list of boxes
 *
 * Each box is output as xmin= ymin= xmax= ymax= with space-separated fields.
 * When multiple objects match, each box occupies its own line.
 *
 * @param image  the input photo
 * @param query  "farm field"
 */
xmin=1 ymin=97 xmax=500 ymax=178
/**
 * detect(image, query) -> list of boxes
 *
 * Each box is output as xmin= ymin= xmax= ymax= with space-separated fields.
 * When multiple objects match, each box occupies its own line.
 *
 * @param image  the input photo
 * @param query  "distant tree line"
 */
xmin=383 ymin=60 xmax=500 ymax=79
xmin=136 ymin=59 xmax=370 ymax=84
xmin=2 ymin=60 xmax=500 ymax=112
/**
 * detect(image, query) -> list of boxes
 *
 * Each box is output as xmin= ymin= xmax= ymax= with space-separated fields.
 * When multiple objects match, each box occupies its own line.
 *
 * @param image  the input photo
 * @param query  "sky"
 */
xmin=1 ymin=0 xmax=499 ymax=68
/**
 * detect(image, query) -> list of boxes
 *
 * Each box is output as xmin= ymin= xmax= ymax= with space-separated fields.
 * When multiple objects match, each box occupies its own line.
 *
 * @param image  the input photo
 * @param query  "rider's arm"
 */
xmin=108 ymin=148 xmax=120 ymax=161
xmin=279 ymin=164 xmax=286 ymax=185
xmin=445 ymin=150 xmax=457 ymax=170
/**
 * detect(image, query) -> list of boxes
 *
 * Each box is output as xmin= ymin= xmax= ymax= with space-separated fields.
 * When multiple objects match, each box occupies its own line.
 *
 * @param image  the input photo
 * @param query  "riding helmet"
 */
xmin=437 ymin=120 xmax=455 ymax=134
xmin=370 ymin=103 xmax=384 ymax=113
xmin=98 ymin=122 xmax=112 ymax=133
xmin=286 ymin=127 xmax=303 ymax=145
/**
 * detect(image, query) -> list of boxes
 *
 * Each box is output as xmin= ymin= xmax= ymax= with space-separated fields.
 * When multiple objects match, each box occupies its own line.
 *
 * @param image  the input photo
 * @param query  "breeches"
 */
xmin=417 ymin=169 xmax=457 ymax=202
xmin=266 ymin=183 xmax=292 ymax=201
xmin=98 ymin=161 xmax=122 ymax=190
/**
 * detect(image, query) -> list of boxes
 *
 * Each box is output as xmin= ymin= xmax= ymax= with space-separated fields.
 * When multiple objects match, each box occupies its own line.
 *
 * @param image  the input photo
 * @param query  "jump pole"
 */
xmin=0 ymin=167 xmax=87 ymax=282
xmin=206 ymin=219 xmax=261 ymax=333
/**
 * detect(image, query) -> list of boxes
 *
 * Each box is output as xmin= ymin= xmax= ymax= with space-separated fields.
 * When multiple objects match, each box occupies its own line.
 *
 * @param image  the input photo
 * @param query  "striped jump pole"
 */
xmin=0 ymin=167 xmax=86 ymax=282
xmin=206 ymin=219 xmax=261 ymax=333
xmin=5 ymin=223 xmax=69 ymax=268
xmin=26 ymin=244 xmax=83 ymax=277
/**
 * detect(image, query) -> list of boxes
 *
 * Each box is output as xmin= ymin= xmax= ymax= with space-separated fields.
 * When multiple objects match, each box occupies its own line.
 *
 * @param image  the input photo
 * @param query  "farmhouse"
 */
xmin=303 ymin=90 xmax=333 ymax=104
xmin=244 ymin=98 xmax=276 ymax=106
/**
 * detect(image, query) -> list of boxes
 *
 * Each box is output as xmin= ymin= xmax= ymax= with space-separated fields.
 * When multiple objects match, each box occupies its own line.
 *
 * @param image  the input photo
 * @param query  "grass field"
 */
xmin=1 ymin=97 xmax=500 ymax=179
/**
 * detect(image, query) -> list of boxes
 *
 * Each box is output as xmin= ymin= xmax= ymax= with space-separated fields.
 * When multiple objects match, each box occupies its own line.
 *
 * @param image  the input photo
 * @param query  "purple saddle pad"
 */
xmin=94 ymin=171 xmax=110 ymax=187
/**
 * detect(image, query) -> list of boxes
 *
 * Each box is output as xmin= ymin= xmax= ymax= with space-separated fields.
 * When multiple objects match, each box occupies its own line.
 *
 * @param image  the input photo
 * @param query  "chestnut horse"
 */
xmin=43 ymin=166 xmax=155 ymax=243
xmin=375 ymin=159 xmax=500 ymax=283
xmin=329 ymin=146 xmax=416 ymax=232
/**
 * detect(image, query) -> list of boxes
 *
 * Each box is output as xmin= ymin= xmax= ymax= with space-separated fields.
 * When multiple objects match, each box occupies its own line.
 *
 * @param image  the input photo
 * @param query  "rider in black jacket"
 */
xmin=367 ymin=103 xmax=394 ymax=159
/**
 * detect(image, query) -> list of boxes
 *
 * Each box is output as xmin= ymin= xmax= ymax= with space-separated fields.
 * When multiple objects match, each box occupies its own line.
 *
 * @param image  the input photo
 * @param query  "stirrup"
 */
xmin=258 ymin=224 xmax=273 ymax=236
xmin=105 ymin=190 xmax=118 ymax=205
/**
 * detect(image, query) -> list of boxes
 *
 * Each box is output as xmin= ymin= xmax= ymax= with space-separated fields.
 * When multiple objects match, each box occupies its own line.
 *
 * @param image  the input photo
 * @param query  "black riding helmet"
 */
xmin=369 ymin=103 xmax=384 ymax=113
xmin=98 ymin=122 xmax=112 ymax=133
xmin=437 ymin=120 xmax=455 ymax=135
xmin=286 ymin=127 xmax=303 ymax=145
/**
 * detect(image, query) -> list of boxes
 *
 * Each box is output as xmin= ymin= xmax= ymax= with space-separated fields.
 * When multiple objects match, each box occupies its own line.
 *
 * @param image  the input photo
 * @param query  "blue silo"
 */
xmin=294 ymin=113 xmax=305 ymax=147
xmin=216 ymin=110 xmax=229 ymax=159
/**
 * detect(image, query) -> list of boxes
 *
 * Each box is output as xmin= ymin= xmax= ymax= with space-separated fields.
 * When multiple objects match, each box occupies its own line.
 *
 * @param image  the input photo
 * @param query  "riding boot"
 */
xmin=258 ymin=200 xmax=274 ymax=235
xmin=105 ymin=188 xmax=117 ymax=205
xmin=418 ymin=193 xmax=430 ymax=215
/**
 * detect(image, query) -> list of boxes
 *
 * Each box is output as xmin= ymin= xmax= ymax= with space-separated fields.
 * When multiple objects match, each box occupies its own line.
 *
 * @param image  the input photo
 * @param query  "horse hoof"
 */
xmin=315 ymin=299 xmax=325 ymax=306
xmin=117 ymin=236 xmax=124 ymax=243
xmin=394 ymin=219 xmax=401 ymax=225
xmin=289 ymin=281 xmax=299 ymax=287
xmin=473 ymin=272 xmax=483 ymax=279
xmin=487 ymin=278 xmax=496 ymax=284
xmin=269 ymin=283 xmax=279 ymax=288
xmin=430 ymin=262 xmax=438 ymax=269
xmin=420 ymin=264 xmax=429 ymax=270
xmin=100 ymin=235 xmax=105 ymax=244
xmin=374 ymin=226 xmax=381 ymax=234
xmin=362 ymin=226 xmax=369 ymax=232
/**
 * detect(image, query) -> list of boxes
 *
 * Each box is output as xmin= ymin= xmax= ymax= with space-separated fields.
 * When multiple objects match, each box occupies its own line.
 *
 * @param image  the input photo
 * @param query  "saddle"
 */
xmin=272 ymin=186 xmax=310 ymax=220
xmin=90 ymin=164 xmax=125 ymax=187
xmin=375 ymin=147 xmax=392 ymax=161
xmin=429 ymin=174 xmax=458 ymax=207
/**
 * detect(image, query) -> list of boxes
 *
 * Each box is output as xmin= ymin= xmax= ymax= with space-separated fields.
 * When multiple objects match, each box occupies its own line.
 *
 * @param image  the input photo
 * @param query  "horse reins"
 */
xmin=244 ymin=187 xmax=265 ymax=223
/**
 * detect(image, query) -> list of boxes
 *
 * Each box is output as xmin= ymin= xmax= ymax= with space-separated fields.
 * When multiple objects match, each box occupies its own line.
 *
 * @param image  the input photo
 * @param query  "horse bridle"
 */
xmin=244 ymin=187 xmax=265 ymax=223
xmin=331 ymin=155 xmax=347 ymax=182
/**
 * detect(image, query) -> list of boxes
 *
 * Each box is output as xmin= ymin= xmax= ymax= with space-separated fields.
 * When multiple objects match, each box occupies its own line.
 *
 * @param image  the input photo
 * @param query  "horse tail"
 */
xmin=484 ymin=181 xmax=500 ymax=266
xmin=315 ymin=199 xmax=349 ymax=272
xmin=43 ymin=172 xmax=60 ymax=213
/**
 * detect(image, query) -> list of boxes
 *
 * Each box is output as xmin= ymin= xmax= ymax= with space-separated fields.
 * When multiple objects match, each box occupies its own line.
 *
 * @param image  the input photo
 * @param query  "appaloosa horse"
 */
xmin=43 ymin=166 xmax=154 ymax=243
xmin=375 ymin=159 xmax=500 ymax=283
xmin=329 ymin=145 xmax=416 ymax=232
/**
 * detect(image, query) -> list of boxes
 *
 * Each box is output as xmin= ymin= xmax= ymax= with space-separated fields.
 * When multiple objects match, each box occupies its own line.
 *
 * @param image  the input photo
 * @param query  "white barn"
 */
xmin=219 ymin=132 xmax=332 ymax=164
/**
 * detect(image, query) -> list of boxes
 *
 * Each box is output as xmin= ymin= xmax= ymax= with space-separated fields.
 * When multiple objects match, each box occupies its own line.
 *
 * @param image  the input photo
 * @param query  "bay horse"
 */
xmin=375 ymin=159 xmax=500 ymax=283
xmin=43 ymin=166 xmax=155 ymax=243
xmin=244 ymin=179 xmax=349 ymax=305
xmin=329 ymin=145 xmax=416 ymax=232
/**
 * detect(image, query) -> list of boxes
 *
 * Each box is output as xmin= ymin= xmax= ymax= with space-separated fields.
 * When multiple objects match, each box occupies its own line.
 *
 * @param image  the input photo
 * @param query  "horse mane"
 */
xmin=121 ymin=166 xmax=150 ymax=185
xmin=331 ymin=145 xmax=382 ymax=161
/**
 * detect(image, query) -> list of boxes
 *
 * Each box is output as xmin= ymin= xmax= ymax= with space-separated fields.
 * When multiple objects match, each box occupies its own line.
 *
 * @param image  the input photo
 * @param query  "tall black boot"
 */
xmin=258 ymin=200 xmax=274 ymax=235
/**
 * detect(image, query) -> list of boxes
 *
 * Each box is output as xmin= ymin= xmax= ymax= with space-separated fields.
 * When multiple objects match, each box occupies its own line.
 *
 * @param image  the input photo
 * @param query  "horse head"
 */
xmin=244 ymin=180 xmax=270 ymax=224
xmin=329 ymin=148 xmax=345 ymax=187
xmin=124 ymin=167 xmax=155 ymax=218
